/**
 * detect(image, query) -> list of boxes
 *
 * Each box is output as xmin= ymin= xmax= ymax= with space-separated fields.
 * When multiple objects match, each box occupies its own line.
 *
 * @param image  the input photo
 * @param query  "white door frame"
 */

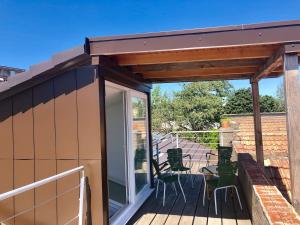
xmin=105 ymin=81 xmax=152 ymax=225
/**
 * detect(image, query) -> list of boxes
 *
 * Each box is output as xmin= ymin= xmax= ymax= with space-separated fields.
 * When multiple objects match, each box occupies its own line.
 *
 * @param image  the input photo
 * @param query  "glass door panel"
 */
xmin=105 ymin=85 xmax=128 ymax=219
xmin=131 ymin=96 xmax=148 ymax=194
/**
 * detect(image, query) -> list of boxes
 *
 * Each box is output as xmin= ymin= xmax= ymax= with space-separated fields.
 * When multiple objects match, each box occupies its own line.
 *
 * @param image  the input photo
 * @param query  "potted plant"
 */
xmin=221 ymin=117 xmax=231 ymax=128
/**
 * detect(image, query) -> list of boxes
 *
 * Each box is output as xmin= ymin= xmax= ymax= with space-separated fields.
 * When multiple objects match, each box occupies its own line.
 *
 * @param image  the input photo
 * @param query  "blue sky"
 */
xmin=154 ymin=76 xmax=284 ymax=97
xmin=1 ymin=0 xmax=298 ymax=95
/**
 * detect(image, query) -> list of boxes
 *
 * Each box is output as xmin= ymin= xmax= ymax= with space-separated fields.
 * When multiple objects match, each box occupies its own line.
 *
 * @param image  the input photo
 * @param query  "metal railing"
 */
xmin=152 ymin=130 xmax=240 ymax=164
xmin=0 ymin=166 xmax=86 ymax=225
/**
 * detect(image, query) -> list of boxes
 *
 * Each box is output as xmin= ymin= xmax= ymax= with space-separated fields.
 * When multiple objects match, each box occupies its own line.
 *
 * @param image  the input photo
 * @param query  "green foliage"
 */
xmin=151 ymin=82 xmax=284 ymax=135
xmin=276 ymin=82 xmax=286 ymax=112
xmin=224 ymin=88 xmax=253 ymax=114
xmin=173 ymin=81 xmax=232 ymax=131
xmin=224 ymin=88 xmax=285 ymax=114
xmin=151 ymin=86 xmax=175 ymax=132
xmin=260 ymin=95 xmax=281 ymax=113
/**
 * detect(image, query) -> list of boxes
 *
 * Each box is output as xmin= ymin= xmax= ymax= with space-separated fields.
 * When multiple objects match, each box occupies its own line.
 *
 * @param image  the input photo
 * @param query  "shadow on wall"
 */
xmin=0 ymin=66 xmax=97 ymax=122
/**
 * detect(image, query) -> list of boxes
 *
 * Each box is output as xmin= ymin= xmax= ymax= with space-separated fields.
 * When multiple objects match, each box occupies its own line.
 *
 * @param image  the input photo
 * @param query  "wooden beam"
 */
xmin=251 ymin=79 xmax=264 ymax=168
xmin=130 ymin=58 xmax=264 ymax=73
xmin=148 ymin=74 xmax=252 ymax=82
xmin=116 ymin=45 xmax=278 ymax=66
xmin=253 ymin=46 xmax=284 ymax=82
xmin=142 ymin=66 xmax=257 ymax=79
xmin=89 ymin=21 xmax=300 ymax=55
xmin=283 ymin=53 xmax=300 ymax=213
xmin=93 ymin=55 xmax=152 ymax=91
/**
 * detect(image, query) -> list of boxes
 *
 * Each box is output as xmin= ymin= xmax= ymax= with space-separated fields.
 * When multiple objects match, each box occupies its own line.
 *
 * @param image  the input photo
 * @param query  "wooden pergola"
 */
xmin=87 ymin=20 xmax=300 ymax=213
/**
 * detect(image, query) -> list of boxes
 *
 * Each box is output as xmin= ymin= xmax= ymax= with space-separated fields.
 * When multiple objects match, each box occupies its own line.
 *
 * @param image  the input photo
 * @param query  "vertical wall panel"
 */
xmin=33 ymin=81 xmax=56 ymax=159
xmin=14 ymin=160 xmax=34 ymax=225
xmin=35 ymin=160 xmax=57 ymax=225
xmin=79 ymin=160 xmax=103 ymax=225
xmin=57 ymin=160 xmax=79 ymax=225
xmin=0 ymin=159 xmax=14 ymax=224
xmin=13 ymin=90 xmax=34 ymax=159
xmin=77 ymin=67 xmax=101 ymax=159
xmin=54 ymin=71 xmax=78 ymax=159
xmin=0 ymin=98 xmax=13 ymax=159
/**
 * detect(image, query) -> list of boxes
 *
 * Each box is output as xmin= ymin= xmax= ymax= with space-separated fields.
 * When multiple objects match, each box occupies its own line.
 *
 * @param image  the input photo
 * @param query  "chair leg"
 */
xmin=225 ymin=187 xmax=227 ymax=203
xmin=178 ymin=174 xmax=186 ymax=202
xmin=233 ymin=186 xmax=243 ymax=210
xmin=190 ymin=169 xmax=194 ymax=188
xmin=172 ymin=183 xmax=178 ymax=195
xmin=203 ymin=180 xmax=206 ymax=206
xmin=156 ymin=180 xmax=160 ymax=199
xmin=214 ymin=189 xmax=218 ymax=215
xmin=163 ymin=182 xmax=166 ymax=206
xmin=200 ymin=174 xmax=206 ymax=206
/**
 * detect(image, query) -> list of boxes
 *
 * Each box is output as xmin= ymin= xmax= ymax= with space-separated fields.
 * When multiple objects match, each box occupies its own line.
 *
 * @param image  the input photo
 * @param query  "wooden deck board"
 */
xmin=222 ymin=190 xmax=238 ymax=225
xmin=178 ymin=177 xmax=202 ymax=225
xmin=234 ymin=186 xmax=252 ymax=225
xmin=207 ymin=191 xmax=222 ymax=225
xmin=150 ymin=182 xmax=180 ymax=225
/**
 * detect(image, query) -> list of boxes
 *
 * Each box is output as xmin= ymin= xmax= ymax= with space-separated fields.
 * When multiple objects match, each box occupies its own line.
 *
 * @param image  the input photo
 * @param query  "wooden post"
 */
xmin=251 ymin=79 xmax=264 ymax=167
xmin=283 ymin=53 xmax=300 ymax=212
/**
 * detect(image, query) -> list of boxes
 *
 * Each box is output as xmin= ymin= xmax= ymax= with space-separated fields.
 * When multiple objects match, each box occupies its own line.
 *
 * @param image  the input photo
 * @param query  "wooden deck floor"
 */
xmin=127 ymin=162 xmax=252 ymax=225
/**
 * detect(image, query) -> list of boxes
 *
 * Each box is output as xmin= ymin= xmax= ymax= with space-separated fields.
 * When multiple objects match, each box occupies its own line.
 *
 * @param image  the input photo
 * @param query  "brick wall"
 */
xmin=236 ymin=150 xmax=300 ymax=225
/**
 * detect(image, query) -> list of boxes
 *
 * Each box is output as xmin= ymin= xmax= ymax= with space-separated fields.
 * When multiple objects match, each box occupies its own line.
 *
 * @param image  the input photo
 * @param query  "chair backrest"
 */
xmin=217 ymin=162 xmax=236 ymax=187
xmin=151 ymin=159 xmax=162 ymax=178
xmin=167 ymin=148 xmax=183 ymax=169
xmin=218 ymin=146 xmax=233 ymax=164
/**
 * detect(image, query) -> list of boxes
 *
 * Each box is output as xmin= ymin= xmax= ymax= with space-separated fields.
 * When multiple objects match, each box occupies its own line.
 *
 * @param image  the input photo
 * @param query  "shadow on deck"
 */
xmin=127 ymin=162 xmax=252 ymax=225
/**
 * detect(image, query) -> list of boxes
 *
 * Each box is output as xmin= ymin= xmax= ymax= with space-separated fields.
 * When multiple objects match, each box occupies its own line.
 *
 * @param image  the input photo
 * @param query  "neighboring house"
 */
xmin=230 ymin=113 xmax=291 ymax=201
xmin=0 ymin=66 xmax=24 ymax=82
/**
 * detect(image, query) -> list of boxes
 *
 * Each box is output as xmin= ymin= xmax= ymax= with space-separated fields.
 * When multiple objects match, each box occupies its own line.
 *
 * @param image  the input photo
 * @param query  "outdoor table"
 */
xmin=201 ymin=165 xmax=218 ymax=176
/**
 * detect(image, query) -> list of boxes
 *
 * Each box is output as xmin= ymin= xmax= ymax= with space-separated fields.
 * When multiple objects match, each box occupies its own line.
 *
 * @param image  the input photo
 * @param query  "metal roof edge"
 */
xmin=0 ymin=45 xmax=89 ymax=96
xmin=89 ymin=20 xmax=300 ymax=42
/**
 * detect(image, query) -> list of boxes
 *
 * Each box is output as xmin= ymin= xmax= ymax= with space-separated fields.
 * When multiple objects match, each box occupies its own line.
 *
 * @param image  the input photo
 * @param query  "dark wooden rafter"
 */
xmin=252 ymin=46 xmax=285 ymax=82
xmin=250 ymin=78 xmax=264 ymax=168
xmin=92 ymin=55 xmax=152 ymax=92
xmin=143 ymin=66 xmax=258 ymax=78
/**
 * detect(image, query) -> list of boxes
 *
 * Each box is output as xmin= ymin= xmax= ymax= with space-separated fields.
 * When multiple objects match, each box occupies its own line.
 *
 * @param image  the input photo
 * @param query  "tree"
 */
xmin=276 ymin=82 xmax=286 ymax=112
xmin=260 ymin=95 xmax=281 ymax=112
xmin=151 ymin=86 xmax=175 ymax=132
xmin=224 ymin=88 xmax=285 ymax=114
xmin=173 ymin=81 xmax=233 ymax=131
xmin=224 ymin=88 xmax=253 ymax=114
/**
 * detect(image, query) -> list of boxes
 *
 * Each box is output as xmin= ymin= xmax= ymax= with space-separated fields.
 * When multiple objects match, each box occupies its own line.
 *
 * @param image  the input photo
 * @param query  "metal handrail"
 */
xmin=0 ymin=166 xmax=86 ymax=225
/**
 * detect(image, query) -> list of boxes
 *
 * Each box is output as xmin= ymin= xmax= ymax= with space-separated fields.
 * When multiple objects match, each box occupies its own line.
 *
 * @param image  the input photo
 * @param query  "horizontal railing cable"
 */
xmin=0 ymin=184 xmax=80 ymax=224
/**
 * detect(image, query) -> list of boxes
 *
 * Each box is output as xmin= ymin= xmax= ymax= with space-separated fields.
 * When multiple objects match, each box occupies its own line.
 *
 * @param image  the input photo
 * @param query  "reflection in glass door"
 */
xmin=105 ymin=85 xmax=128 ymax=219
xmin=131 ymin=95 xmax=149 ymax=194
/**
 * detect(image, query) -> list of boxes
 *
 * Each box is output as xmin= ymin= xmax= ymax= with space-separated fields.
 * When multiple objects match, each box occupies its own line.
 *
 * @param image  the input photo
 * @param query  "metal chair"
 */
xmin=152 ymin=159 xmax=186 ymax=206
xmin=167 ymin=148 xmax=194 ymax=188
xmin=204 ymin=162 xmax=242 ymax=214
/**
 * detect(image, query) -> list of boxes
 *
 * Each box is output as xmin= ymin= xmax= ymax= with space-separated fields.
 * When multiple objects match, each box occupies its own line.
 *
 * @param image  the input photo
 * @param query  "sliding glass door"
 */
xmin=105 ymin=82 xmax=150 ymax=224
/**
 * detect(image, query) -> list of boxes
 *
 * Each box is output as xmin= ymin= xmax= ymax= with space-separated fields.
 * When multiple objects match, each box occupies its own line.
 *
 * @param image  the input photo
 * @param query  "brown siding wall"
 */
xmin=0 ymin=66 xmax=103 ymax=225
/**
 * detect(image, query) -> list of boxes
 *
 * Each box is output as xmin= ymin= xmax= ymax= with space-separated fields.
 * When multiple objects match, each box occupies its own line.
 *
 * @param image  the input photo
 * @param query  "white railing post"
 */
xmin=176 ymin=133 xmax=179 ymax=148
xmin=78 ymin=170 xmax=86 ymax=225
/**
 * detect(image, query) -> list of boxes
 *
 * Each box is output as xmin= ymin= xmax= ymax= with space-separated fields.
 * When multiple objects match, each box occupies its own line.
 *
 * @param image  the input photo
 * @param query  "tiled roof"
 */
xmin=229 ymin=113 xmax=291 ymax=202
